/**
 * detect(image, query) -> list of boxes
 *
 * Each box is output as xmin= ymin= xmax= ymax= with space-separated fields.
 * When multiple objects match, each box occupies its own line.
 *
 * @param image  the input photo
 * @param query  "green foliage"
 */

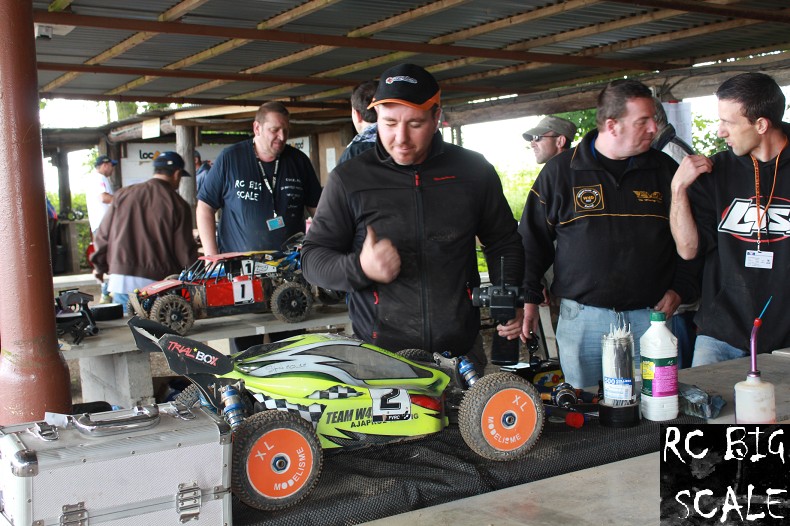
xmin=498 ymin=165 xmax=540 ymax=220
xmin=115 ymin=101 xmax=139 ymax=121
xmin=555 ymin=109 xmax=597 ymax=142
xmin=47 ymin=191 xmax=93 ymax=269
xmin=476 ymin=165 xmax=541 ymax=273
xmin=691 ymin=115 xmax=727 ymax=156
xmin=140 ymin=102 xmax=182 ymax=113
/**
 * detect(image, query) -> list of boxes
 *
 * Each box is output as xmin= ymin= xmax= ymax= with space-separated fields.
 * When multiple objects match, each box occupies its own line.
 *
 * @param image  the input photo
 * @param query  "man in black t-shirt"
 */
xmin=196 ymin=101 xmax=322 ymax=254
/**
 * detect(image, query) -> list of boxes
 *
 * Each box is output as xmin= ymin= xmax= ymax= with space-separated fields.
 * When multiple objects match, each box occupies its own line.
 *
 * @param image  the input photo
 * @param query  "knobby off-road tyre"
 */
xmin=271 ymin=281 xmax=313 ymax=323
xmin=316 ymin=287 xmax=346 ymax=305
xmin=149 ymin=294 xmax=195 ymax=335
xmin=397 ymin=348 xmax=435 ymax=365
xmin=232 ymin=410 xmax=323 ymax=511
xmin=174 ymin=383 xmax=201 ymax=408
xmin=458 ymin=372 xmax=544 ymax=461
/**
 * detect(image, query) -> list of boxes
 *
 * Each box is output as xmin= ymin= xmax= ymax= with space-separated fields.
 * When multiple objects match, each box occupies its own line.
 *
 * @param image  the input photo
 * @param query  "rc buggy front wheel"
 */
xmin=271 ymin=281 xmax=313 ymax=323
xmin=232 ymin=410 xmax=323 ymax=511
xmin=149 ymin=295 xmax=194 ymax=335
xmin=458 ymin=372 xmax=544 ymax=461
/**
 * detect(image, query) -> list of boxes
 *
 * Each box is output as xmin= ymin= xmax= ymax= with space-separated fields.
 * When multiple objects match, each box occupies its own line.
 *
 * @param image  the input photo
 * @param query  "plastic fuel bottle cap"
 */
xmin=650 ymin=311 xmax=666 ymax=322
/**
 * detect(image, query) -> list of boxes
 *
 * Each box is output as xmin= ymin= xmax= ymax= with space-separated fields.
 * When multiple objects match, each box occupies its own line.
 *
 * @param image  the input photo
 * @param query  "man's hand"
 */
xmin=671 ymin=155 xmax=713 ymax=194
xmin=359 ymin=226 xmax=401 ymax=283
xmin=92 ymin=268 xmax=104 ymax=284
xmin=520 ymin=303 xmax=540 ymax=342
xmin=541 ymin=287 xmax=550 ymax=306
xmin=654 ymin=289 xmax=682 ymax=320
xmin=497 ymin=308 xmax=524 ymax=340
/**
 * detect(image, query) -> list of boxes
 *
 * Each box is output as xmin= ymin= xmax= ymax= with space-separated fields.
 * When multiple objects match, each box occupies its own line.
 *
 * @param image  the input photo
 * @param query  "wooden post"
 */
xmin=176 ymin=125 xmax=197 ymax=228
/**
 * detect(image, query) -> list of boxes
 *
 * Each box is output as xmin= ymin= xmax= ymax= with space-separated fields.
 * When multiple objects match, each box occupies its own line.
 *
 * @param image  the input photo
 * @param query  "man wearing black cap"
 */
xmin=302 ymin=63 xmax=524 ymax=372
xmin=91 ymin=151 xmax=197 ymax=312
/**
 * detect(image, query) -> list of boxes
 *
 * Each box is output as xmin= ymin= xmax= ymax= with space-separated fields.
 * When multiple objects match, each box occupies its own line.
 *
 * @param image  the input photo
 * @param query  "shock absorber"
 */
xmin=458 ymin=356 xmax=479 ymax=387
xmin=220 ymin=385 xmax=245 ymax=430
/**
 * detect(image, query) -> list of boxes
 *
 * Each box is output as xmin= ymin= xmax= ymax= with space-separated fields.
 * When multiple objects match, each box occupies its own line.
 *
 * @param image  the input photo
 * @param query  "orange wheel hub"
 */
xmin=480 ymin=388 xmax=538 ymax=451
xmin=246 ymin=428 xmax=314 ymax=499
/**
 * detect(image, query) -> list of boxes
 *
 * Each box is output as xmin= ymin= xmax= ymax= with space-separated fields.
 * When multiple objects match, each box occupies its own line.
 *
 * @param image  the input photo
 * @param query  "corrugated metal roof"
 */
xmin=31 ymin=0 xmax=790 ymax=123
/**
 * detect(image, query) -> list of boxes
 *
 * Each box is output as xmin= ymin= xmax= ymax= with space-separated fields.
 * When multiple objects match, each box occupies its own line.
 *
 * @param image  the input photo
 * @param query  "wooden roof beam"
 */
xmin=33 ymin=10 xmax=674 ymax=70
xmin=606 ymin=0 xmax=790 ymax=24
xmin=188 ymin=0 xmax=469 ymax=100
xmin=107 ymin=0 xmax=340 ymax=96
xmin=43 ymin=0 xmax=209 ymax=91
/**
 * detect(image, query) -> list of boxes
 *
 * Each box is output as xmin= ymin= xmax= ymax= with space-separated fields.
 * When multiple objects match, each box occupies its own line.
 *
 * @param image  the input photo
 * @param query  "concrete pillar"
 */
xmin=0 ymin=0 xmax=71 ymax=424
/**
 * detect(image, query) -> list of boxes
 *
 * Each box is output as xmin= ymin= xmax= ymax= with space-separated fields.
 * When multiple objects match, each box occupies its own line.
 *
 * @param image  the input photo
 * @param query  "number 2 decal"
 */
xmin=369 ymin=388 xmax=411 ymax=422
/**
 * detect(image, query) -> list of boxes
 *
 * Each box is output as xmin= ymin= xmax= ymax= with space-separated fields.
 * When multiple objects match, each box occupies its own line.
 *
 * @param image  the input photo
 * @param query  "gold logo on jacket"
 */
xmin=574 ymin=185 xmax=604 ymax=212
xmin=632 ymin=190 xmax=663 ymax=204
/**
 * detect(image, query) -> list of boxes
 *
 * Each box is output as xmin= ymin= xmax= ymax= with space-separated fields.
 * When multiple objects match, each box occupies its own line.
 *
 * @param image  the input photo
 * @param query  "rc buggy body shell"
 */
xmin=227 ymin=333 xmax=450 ymax=447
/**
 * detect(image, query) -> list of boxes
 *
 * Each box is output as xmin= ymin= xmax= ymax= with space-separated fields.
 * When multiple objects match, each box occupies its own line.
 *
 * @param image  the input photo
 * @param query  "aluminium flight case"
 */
xmin=0 ymin=402 xmax=232 ymax=526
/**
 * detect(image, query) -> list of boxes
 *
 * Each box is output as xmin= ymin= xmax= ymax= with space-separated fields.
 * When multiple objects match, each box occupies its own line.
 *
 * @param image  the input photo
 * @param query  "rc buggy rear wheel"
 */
xmin=271 ymin=281 xmax=313 ymax=323
xmin=397 ymin=348 xmax=435 ymax=365
xmin=232 ymin=410 xmax=323 ymax=511
xmin=149 ymin=295 xmax=194 ymax=335
xmin=458 ymin=372 xmax=544 ymax=461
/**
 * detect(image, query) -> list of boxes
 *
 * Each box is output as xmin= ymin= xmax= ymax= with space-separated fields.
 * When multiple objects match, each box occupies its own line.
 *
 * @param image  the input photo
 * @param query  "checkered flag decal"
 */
xmin=252 ymin=393 xmax=324 ymax=426
xmin=308 ymin=385 xmax=362 ymax=399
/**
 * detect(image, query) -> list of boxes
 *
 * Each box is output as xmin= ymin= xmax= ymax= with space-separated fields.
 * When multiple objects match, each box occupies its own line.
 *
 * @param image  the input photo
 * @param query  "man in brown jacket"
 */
xmin=91 ymin=151 xmax=197 ymax=312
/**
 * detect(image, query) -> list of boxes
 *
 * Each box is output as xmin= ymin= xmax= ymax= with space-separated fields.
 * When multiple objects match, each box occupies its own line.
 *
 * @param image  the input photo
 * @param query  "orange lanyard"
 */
xmin=751 ymin=137 xmax=787 ymax=251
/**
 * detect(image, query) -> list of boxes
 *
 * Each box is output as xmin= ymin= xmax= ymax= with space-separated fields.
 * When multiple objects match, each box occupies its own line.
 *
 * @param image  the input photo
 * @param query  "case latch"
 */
xmin=176 ymin=482 xmax=202 ymax=522
xmin=60 ymin=502 xmax=89 ymax=525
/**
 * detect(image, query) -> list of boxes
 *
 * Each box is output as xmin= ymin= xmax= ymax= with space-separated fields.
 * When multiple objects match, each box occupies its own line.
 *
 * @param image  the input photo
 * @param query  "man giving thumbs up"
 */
xmin=302 ymin=63 xmax=523 ymax=372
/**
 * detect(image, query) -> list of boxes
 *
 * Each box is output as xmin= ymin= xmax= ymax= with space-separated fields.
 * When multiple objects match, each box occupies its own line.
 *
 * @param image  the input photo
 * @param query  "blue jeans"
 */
xmin=669 ymin=311 xmax=697 ymax=369
xmin=691 ymin=335 xmax=747 ymax=366
xmin=556 ymin=299 xmax=652 ymax=390
xmin=112 ymin=292 xmax=130 ymax=313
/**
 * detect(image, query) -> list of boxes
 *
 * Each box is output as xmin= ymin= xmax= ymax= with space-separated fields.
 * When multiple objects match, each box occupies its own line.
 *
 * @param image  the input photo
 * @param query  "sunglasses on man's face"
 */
xmin=531 ymin=134 xmax=559 ymax=143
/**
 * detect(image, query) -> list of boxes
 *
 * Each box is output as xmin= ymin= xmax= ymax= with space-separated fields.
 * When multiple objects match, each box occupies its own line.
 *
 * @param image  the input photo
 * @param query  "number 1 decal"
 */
xmin=241 ymin=259 xmax=254 ymax=275
xmin=233 ymin=279 xmax=254 ymax=304
xmin=369 ymin=388 xmax=411 ymax=422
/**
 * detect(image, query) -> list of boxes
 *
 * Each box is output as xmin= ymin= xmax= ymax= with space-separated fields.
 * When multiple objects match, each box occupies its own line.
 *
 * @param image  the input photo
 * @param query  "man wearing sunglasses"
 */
xmin=522 ymin=116 xmax=577 ymax=164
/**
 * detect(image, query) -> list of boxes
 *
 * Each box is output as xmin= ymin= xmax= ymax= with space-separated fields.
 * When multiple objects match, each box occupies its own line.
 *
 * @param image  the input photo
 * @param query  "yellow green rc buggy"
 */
xmin=129 ymin=317 xmax=544 ymax=512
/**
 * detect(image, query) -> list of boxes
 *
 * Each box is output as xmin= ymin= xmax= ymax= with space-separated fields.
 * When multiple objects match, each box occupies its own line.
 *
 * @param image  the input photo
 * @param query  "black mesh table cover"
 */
xmin=233 ymin=415 xmax=702 ymax=526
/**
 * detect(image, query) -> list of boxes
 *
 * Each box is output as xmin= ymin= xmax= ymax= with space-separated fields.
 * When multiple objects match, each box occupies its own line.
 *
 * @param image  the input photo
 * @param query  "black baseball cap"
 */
xmin=153 ymin=151 xmax=191 ymax=177
xmin=94 ymin=155 xmax=117 ymax=167
xmin=368 ymin=63 xmax=441 ymax=111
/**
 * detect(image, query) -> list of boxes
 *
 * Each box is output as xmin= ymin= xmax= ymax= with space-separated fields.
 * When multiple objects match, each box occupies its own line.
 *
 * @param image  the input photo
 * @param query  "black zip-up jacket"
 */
xmin=519 ymin=130 xmax=698 ymax=310
xmin=689 ymin=124 xmax=790 ymax=354
xmin=302 ymin=133 xmax=524 ymax=355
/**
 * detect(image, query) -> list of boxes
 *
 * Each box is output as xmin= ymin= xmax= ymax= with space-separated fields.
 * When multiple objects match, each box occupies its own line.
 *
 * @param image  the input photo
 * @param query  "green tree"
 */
xmin=556 ymin=108 xmax=596 ymax=143
xmin=47 ymin=191 xmax=92 ymax=269
xmin=691 ymin=115 xmax=727 ymax=156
